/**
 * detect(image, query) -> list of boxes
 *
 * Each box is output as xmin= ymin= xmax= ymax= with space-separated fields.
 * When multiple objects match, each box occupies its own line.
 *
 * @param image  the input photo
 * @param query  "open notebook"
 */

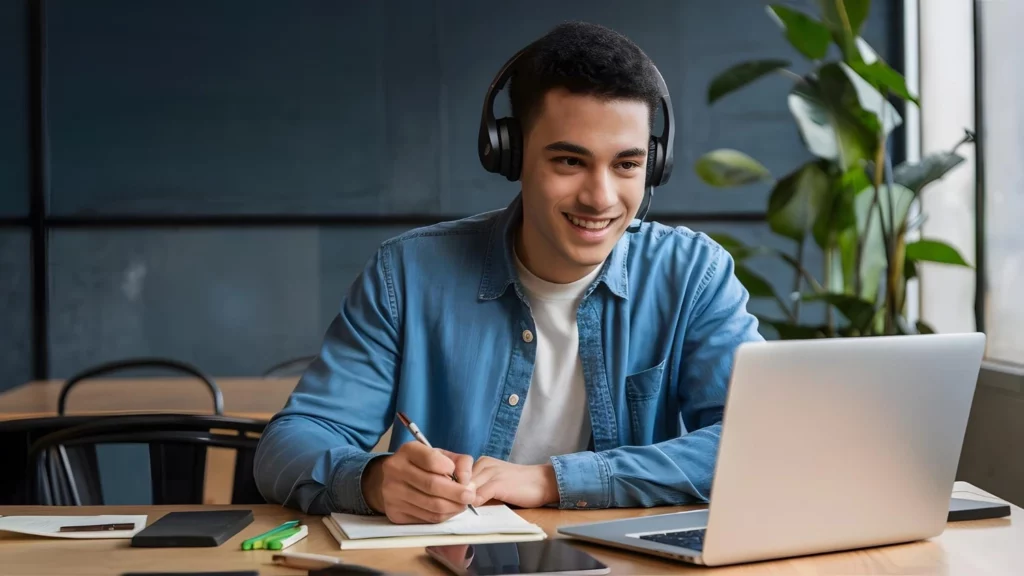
xmin=322 ymin=505 xmax=547 ymax=550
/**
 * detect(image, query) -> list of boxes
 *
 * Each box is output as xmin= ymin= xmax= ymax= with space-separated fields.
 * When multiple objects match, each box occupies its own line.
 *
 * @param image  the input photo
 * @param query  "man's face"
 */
xmin=517 ymin=88 xmax=649 ymax=284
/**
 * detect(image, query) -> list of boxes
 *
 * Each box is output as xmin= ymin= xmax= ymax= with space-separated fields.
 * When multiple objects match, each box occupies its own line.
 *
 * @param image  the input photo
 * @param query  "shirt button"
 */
xmin=576 ymin=501 xmax=588 ymax=508
xmin=522 ymin=329 xmax=534 ymax=343
xmin=508 ymin=394 xmax=520 ymax=406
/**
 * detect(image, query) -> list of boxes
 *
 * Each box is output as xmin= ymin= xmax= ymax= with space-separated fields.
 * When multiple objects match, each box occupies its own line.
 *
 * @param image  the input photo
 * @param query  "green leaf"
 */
xmin=767 ymin=161 xmax=830 ymax=242
xmin=803 ymin=292 xmax=876 ymax=331
xmin=904 ymin=258 xmax=917 ymax=281
xmin=708 ymin=59 xmax=792 ymax=104
xmin=854 ymin=183 xmax=915 ymax=302
xmin=708 ymin=232 xmax=746 ymax=253
xmin=695 ymin=149 xmax=772 ymax=187
xmin=812 ymin=167 xmax=862 ymax=249
xmin=850 ymin=38 xmax=919 ymax=104
xmin=737 ymin=264 xmax=792 ymax=319
xmin=893 ymin=152 xmax=966 ymax=194
xmin=767 ymin=5 xmax=831 ymax=60
xmin=905 ymin=239 xmax=972 ymax=267
xmin=734 ymin=264 xmax=777 ymax=298
xmin=821 ymin=63 xmax=903 ymax=137
xmin=916 ymin=320 xmax=936 ymax=334
xmin=817 ymin=0 xmax=871 ymax=62
xmin=756 ymin=315 xmax=827 ymax=339
xmin=788 ymin=63 xmax=899 ymax=168
xmin=708 ymin=233 xmax=759 ymax=261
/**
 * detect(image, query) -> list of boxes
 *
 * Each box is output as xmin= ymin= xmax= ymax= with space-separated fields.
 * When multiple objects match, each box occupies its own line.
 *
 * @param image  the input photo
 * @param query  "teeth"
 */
xmin=565 ymin=213 xmax=611 ymax=230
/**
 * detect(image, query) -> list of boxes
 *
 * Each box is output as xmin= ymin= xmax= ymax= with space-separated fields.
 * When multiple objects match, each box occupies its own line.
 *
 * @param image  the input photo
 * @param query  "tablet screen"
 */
xmin=426 ymin=540 xmax=609 ymax=575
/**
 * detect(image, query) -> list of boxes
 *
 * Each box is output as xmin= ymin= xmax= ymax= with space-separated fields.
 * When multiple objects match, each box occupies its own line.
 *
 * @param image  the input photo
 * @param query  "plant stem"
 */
xmin=792 ymin=237 xmax=806 ymax=322
xmin=824 ymin=248 xmax=835 ymax=336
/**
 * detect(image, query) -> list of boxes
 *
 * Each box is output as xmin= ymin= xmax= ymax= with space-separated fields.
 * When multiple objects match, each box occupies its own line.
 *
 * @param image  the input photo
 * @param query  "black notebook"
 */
xmin=130 ymin=510 xmax=254 ymax=548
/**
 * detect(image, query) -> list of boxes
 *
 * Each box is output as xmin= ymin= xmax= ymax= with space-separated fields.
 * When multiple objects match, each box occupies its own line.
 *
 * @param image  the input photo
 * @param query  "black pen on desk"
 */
xmin=396 ymin=411 xmax=479 ymax=516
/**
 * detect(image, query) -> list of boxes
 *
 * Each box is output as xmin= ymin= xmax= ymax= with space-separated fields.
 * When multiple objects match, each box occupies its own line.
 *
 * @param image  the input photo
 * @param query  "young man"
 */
xmin=254 ymin=22 xmax=761 ymax=524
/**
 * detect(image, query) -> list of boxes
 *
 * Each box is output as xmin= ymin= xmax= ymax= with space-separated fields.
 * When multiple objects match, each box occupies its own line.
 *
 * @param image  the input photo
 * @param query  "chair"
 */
xmin=58 ymin=357 xmax=224 ymax=415
xmin=261 ymin=355 xmax=316 ymax=378
xmin=0 ymin=415 xmax=102 ymax=505
xmin=27 ymin=414 xmax=266 ymax=506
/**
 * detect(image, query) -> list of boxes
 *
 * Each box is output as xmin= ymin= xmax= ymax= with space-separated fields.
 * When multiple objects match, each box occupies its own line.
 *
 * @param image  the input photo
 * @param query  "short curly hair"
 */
xmin=509 ymin=21 xmax=662 ymax=132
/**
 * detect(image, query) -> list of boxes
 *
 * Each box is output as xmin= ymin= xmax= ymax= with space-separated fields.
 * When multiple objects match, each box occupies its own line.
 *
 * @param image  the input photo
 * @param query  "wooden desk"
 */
xmin=0 ymin=482 xmax=1019 ymax=575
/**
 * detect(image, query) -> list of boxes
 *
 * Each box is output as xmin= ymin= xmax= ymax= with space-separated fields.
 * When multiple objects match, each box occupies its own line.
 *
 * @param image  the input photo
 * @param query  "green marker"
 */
xmin=265 ymin=525 xmax=305 ymax=550
xmin=241 ymin=520 xmax=300 ymax=550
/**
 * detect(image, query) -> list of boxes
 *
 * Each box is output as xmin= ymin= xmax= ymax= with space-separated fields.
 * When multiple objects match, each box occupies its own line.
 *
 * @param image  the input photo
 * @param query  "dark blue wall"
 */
xmin=0 ymin=0 xmax=898 ymax=503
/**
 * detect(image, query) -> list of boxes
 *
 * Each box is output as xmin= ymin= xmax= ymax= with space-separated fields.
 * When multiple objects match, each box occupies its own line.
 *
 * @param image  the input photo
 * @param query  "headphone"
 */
xmin=478 ymin=46 xmax=675 ymax=233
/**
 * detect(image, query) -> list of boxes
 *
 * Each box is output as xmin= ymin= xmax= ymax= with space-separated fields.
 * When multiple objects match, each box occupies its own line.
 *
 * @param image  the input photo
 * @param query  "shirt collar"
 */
xmin=477 ymin=193 xmax=630 ymax=302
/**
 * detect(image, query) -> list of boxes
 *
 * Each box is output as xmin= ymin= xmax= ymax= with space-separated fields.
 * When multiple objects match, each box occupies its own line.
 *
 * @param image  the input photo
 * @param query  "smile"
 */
xmin=563 ymin=213 xmax=615 ymax=230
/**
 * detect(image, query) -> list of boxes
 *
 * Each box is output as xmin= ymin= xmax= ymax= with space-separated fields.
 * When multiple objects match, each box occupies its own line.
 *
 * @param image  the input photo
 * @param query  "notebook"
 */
xmin=322 ymin=505 xmax=547 ymax=550
xmin=0 ymin=515 xmax=147 ymax=539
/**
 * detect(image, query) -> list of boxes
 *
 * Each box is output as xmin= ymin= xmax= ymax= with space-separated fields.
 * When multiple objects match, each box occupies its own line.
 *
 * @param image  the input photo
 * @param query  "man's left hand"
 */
xmin=470 ymin=456 xmax=560 ymax=508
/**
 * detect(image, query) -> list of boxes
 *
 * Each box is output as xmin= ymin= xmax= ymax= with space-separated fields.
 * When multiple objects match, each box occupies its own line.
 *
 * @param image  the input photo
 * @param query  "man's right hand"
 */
xmin=361 ymin=441 xmax=476 ymax=524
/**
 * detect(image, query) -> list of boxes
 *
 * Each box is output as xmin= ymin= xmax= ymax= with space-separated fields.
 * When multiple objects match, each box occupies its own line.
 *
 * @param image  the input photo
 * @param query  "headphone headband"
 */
xmin=478 ymin=44 xmax=675 ymax=231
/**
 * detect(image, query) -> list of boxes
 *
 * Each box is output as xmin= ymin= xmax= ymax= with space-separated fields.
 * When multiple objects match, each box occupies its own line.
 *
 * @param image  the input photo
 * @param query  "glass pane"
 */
xmin=980 ymin=1 xmax=1024 ymax=365
xmin=45 ymin=0 xmax=897 ymax=217
xmin=0 ymin=0 xmax=29 ymax=218
xmin=0 ymin=230 xmax=32 ymax=393
xmin=48 ymin=226 xmax=411 ymax=379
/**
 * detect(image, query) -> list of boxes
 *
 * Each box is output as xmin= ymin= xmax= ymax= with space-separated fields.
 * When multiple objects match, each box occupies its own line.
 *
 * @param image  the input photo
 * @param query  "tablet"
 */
xmin=948 ymin=497 xmax=1011 ymax=522
xmin=426 ymin=540 xmax=609 ymax=576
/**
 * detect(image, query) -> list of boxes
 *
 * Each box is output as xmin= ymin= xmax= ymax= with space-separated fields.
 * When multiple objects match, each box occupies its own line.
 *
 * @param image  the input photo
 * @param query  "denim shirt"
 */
xmin=253 ymin=194 xmax=763 ymax=515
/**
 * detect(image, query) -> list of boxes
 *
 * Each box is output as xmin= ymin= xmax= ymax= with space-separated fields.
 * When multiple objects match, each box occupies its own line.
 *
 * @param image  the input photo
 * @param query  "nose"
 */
xmin=578 ymin=169 xmax=617 ymax=213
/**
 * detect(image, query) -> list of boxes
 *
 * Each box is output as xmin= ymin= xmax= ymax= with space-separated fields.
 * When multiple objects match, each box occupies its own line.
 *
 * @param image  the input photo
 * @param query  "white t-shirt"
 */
xmin=507 ymin=253 xmax=598 ymax=466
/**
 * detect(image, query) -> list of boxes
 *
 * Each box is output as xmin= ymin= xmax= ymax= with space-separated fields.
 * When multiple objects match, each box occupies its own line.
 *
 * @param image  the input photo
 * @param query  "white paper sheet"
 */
xmin=331 ymin=505 xmax=545 ymax=540
xmin=0 ymin=515 xmax=147 ymax=539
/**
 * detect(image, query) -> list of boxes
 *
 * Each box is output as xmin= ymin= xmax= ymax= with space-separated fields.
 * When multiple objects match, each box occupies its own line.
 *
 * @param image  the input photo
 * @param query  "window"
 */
xmin=978 ymin=0 xmax=1024 ymax=366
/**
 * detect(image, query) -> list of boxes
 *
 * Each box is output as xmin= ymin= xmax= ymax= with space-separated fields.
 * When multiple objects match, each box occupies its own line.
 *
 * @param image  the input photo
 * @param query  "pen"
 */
xmin=397 ymin=411 xmax=479 ymax=516
xmin=271 ymin=551 xmax=343 ymax=570
xmin=241 ymin=519 xmax=300 ymax=550
xmin=59 ymin=523 xmax=136 ymax=532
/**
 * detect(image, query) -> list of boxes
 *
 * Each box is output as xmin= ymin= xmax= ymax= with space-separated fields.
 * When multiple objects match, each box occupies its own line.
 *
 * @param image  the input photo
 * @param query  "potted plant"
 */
xmin=695 ymin=0 xmax=974 ymax=338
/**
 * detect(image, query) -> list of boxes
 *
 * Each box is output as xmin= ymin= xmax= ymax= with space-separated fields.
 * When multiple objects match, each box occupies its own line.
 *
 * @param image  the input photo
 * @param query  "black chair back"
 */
xmin=58 ymin=357 xmax=224 ymax=415
xmin=0 ymin=416 xmax=102 ymax=505
xmin=27 ymin=414 xmax=267 ymax=506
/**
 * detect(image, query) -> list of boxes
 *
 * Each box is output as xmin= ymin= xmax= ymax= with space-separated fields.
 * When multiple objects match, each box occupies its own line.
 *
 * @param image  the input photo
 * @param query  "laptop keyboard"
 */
xmin=637 ymin=528 xmax=706 ymax=552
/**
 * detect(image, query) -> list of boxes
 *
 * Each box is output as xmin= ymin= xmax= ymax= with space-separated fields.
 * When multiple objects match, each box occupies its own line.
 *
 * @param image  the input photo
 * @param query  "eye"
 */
xmin=619 ymin=161 xmax=642 ymax=170
xmin=555 ymin=157 xmax=583 ymax=167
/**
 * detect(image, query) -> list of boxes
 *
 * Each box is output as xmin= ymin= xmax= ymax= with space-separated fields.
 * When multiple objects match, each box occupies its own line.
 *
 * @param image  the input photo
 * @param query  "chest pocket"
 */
xmin=625 ymin=358 xmax=667 ymax=445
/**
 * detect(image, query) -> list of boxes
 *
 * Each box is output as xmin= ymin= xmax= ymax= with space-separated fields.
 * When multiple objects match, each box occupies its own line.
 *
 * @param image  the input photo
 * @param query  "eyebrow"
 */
xmin=544 ymin=141 xmax=647 ymax=160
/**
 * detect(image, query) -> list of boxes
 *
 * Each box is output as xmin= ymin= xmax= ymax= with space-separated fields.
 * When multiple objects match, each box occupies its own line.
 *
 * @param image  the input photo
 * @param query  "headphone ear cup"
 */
xmin=496 ymin=119 xmax=512 ymax=178
xmin=506 ymin=119 xmax=523 ymax=181
xmin=645 ymin=138 xmax=661 ymax=188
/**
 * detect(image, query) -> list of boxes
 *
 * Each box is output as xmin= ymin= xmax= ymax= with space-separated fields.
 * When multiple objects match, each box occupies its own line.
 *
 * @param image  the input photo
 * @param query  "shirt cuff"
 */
xmin=550 ymin=451 xmax=612 ymax=509
xmin=328 ymin=451 xmax=390 ymax=515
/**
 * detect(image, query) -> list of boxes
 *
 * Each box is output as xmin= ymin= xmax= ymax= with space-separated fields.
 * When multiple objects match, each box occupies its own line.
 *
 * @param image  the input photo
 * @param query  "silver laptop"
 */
xmin=558 ymin=333 xmax=986 ymax=567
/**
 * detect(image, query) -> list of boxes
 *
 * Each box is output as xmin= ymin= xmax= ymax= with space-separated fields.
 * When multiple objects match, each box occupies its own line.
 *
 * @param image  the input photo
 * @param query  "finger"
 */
xmin=402 ymin=443 xmax=457 ymax=477
xmin=473 ymin=479 xmax=499 ymax=507
xmin=397 ymin=482 xmax=468 ymax=517
xmin=439 ymin=450 xmax=474 ymax=485
xmin=471 ymin=456 xmax=498 ymax=476
xmin=404 ymin=463 xmax=476 ymax=504
xmin=469 ymin=469 xmax=499 ymax=506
